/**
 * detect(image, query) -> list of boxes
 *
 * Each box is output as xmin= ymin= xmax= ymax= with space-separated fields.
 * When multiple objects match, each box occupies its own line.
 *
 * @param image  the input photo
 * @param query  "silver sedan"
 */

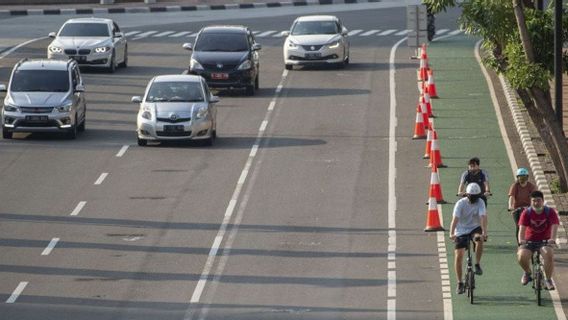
xmin=132 ymin=75 xmax=219 ymax=146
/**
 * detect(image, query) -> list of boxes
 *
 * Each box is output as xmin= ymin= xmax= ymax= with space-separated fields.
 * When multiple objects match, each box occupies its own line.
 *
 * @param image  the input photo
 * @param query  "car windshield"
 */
xmin=59 ymin=23 xmax=109 ymax=37
xmin=146 ymin=81 xmax=205 ymax=102
xmin=194 ymin=32 xmax=248 ymax=52
xmin=291 ymin=21 xmax=339 ymax=35
xmin=10 ymin=70 xmax=69 ymax=92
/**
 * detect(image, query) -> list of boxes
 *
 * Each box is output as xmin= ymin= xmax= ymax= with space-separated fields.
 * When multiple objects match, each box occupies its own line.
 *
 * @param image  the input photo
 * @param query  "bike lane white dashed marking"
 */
xmin=41 ymin=238 xmax=60 ymax=256
xmin=94 ymin=173 xmax=109 ymax=185
xmin=116 ymin=145 xmax=129 ymax=157
xmin=6 ymin=282 xmax=28 ymax=303
xmin=70 ymin=201 xmax=87 ymax=216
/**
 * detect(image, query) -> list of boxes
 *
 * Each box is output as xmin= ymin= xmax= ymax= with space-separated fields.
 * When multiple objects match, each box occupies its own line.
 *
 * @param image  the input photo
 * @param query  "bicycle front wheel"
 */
xmin=535 ymin=270 xmax=542 ymax=306
xmin=467 ymin=271 xmax=475 ymax=304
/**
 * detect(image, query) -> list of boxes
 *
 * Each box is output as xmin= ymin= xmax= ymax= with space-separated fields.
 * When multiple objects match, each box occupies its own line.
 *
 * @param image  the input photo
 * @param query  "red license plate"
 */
xmin=211 ymin=73 xmax=228 ymax=80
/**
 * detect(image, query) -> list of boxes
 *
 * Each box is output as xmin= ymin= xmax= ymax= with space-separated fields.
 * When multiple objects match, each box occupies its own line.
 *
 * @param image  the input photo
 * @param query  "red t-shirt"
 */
xmin=519 ymin=207 xmax=560 ymax=241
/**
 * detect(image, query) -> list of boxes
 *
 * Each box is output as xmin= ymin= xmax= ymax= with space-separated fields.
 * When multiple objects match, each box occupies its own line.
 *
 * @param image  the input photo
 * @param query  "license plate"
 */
xmin=164 ymin=125 xmax=184 ymax=132
xmin=211 ymin=73 xmax=229 ymax=80
xmin=305 ymin=52 xmax=321 ymax=59
xmin=71 ymin=56 xmax=86 ymax=62
xmin=25 ymin=115 xmax=48 ymax=122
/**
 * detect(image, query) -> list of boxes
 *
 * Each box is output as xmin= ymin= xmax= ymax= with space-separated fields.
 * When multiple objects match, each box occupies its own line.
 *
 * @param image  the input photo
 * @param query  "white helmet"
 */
xmin=466 ymin=183 xmax=481 ymax=195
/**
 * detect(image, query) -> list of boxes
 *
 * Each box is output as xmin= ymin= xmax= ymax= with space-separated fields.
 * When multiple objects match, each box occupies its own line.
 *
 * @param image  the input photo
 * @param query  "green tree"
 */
xmin=423 ymin=0 xmax=568 ymax=192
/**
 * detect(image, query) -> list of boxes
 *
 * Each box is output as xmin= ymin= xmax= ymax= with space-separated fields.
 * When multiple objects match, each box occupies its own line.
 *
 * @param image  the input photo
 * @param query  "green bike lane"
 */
xmin=428 ymin=35 xmax=558 ymax=319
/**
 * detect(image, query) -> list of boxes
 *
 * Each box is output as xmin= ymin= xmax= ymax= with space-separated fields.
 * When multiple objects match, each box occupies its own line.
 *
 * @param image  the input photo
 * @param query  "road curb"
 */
xmin=0 ymin=0 xmax=393 ymax=16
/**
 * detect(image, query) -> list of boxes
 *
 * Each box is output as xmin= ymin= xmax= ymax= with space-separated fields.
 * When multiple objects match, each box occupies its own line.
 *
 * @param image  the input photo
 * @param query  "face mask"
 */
xmin=467 ymin=194 xmax=480 ymax=203
xmin=518 ymin=176 xmax=528 ymax=183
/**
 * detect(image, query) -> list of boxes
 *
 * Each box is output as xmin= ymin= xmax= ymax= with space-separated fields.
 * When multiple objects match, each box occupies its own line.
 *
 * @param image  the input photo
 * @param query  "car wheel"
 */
xmin=245 ymin=84 xmax=255 ymax=96
xmin=285 ymin=64 xmax=293 ymax=70
xmin=67 ymin=121 xmax=77 ymax=139
xmin=255 ymin=74 xmax=259 ymax=90
xmin=78 ymin=109 xmax=86 ymax=132
xmin=119 ymin=46 xmax=128 ymax=68
xmin=137 ymin=137 xmax=147 ymax=146
xmin=107 ymin=51 xmax=116 ymax=73
xmin=2 ymin=128 xmax=13 ymax=139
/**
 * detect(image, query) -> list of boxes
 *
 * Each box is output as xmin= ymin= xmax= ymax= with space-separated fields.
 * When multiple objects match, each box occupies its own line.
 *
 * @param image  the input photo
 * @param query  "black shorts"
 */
xmin=454 ymin=226 xmax=483 ymax=250
xmin=519 ymin=241 xmax=549 ymax=252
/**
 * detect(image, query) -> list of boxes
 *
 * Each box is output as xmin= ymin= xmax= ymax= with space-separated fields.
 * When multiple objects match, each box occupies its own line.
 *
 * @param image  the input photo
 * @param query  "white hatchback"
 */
xmin=282 ymin=15 xmax=350 ymax=70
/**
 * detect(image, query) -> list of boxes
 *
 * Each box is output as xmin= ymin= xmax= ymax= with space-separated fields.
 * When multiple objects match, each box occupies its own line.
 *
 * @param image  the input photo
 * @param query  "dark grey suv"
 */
xmin=182 ymin=25 xmax=261 ymax=96
xmin=0 ymin=58 xmax=87 ymax=139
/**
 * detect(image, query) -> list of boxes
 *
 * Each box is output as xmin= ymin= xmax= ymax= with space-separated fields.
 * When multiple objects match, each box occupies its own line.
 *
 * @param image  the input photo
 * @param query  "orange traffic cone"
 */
xmin=420 ymin=99 xmax=429 ymax=130
xmin=428 ymin=68 xmax=438 ymax=98
xmin=423 ymin=118 xmax=433 ymax=159
xmin=428 ymin=164 xmax=446 ymax=204
xmin=418 ymin=44 xmax=429 ymax=82
xmin=424 ymin=196 xmax=445 ymax=232
xmin=412 ymin=104 xmax=427 ymax=139
xmin=429 ymin=129 xmax=447 ymax=168
xmin=423 ymin=86 xmax=434 ymax=118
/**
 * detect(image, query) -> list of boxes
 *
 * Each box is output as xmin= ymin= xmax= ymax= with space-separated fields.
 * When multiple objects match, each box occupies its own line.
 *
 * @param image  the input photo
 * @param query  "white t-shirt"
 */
xmin=453 ymin=197 xmax=486 ymax=236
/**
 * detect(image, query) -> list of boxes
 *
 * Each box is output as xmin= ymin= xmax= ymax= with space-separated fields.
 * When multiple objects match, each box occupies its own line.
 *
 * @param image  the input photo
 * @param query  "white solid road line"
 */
xmin=435 ymin=29 xmax=450 ymax=35
xmin=6 ymin=282 xmax=28 ymax=303
xmin=94 ymin=173 xmax=109 ymax=185
xmin=70 ymin=201 xmax=87 ymax=216
xmin=379 ymin=29 xmax=397 ymax=36
xmin=0 ymin=37 xmax=47 ymax=60
xmin=41 ymin=238 xmax=60 ymax=256
xmin=116 ymin=145 xmax=129 ymax=157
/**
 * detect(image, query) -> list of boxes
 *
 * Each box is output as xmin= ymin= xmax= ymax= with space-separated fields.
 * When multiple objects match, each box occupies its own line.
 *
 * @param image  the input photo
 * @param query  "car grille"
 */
xmin=64 ymin=49 xmax=77 ymax=55
xmin=18 ymin=120 xmax=59 ymax=127
xmin=157 ymin=117 xmax=191 ymax=123
xmin=78 ymin=49 xmax=91 ymax=55
xmin=156 ymin=130 xmax=192 ymax=137
xmin=301 ymin=45 xmax=323 ymax=51
xmin=20 ymin=106 xmax=54 ymax=113
xmin=203 ymin=64 xmax=237 ymax=71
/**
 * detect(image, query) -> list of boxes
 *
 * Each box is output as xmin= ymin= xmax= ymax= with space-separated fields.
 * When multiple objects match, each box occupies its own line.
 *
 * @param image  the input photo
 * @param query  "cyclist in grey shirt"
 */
xmin=450 ymin=183 xmax=488 ymax=294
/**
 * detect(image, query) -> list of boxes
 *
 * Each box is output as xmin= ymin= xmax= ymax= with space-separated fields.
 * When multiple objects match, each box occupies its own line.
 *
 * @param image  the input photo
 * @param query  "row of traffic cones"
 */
xmin=416 ymin=44 xmax=445 ymax=232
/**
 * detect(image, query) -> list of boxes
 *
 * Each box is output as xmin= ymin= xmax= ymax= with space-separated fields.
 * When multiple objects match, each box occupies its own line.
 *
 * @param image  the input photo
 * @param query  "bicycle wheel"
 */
xmin=467 ymin=271 xmax=475 ymax=304
xmin=535 ymin=270 xmax=542 ymax=306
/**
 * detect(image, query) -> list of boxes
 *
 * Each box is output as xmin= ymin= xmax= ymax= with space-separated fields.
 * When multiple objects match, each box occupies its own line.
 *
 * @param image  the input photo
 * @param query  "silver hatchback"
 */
xmin=133 ymin=75 xmax=219 ymax=146
xmin=1 ymin=58 xmax=87 ymax=139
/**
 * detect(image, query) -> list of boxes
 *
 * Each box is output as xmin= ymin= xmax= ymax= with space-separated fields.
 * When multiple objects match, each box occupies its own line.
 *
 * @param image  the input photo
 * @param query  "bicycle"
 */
xmin=463 ymin=234 xmax=481 ymax=304
xmin=527 ymin=240 xmax=548 ymax=306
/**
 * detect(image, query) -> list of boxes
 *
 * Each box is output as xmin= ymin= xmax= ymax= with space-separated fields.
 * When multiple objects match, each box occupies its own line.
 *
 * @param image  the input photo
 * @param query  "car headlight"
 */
xmin=237 ymin=59 xmax=252 ymax=70
xmin=56 ymin=103 xmax=73 ymax=113
xmin=287 ymin=40 xmax=298 ymax=49
xmin=190 ymin=58 xmax=204 ymax=71
xmin=3 ymin=103 xmax=18 ymax=112
xmin=194 ymin=106 xmax=208 ymax=120
xmin=49 ymin=46 xmax=63 ymax=53
xmin=327 ymin=41 xmax=341 ymax=49
xmin=95 ymin=46 xmax=111 ymax=53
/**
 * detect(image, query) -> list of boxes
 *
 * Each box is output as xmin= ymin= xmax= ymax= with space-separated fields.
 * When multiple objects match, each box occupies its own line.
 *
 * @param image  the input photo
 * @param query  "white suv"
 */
xmin=0 ymin=59 xmax=87 ymax=139
xmin=47 ymin=17 xmax=128 ymax=73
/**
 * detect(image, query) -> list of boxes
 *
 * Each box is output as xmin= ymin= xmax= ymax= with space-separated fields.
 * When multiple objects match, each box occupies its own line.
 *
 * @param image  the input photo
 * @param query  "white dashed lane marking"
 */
xmin=41 ymin=238 xmax=60 ymax=256
xmin=6 ymin=282 xmax=28 ymax=303
xmin=70 ymin=201 xmax=86 ymax=216
xmin=94 ymin=173 xmax=109 ymax=185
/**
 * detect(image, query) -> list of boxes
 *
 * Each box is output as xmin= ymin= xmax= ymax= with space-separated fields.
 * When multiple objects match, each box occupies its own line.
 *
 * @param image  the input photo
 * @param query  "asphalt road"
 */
xmin=0 ymin=3 xmax=463 ymax=320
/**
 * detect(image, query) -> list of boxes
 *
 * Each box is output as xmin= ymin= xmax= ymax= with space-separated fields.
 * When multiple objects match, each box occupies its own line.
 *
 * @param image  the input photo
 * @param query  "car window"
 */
xmin=146 ymin=81 xmax=205 ymax=103
xmin=194 ymin=32 xmax=248 ymax=52
xmin=59 ymin=23 xmax=110 ymax=37
xmin=71 ymin=68 xmax=78 ymax=88
xmin=113 ymin=22 xmax=121 ymax=33
xmin=291 ymin=21 xmax=339 ymax=35
xmin=202 ymin=80 xmax=210 ymax=100
xmin=10 ymin=70 xmax=69 ymax=92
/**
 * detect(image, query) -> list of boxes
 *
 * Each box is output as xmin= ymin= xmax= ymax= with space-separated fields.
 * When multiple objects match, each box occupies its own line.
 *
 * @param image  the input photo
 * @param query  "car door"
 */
xmin=247 ymin=30 xmax=260 ymax=75
xmin=112 ymin=22 xmax=126 ymax=62
xmin=202 ymin=79 xmax=216 ymax=123
xmin=72 ymin=66 xmax=86 ymax=121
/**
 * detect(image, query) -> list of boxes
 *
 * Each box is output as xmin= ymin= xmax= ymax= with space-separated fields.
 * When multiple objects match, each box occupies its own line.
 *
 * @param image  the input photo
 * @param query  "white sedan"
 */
xmin=282 ymin=15 xmax=350 ymax=70
xmin=132 ymin=75 xmax=219 ymax=146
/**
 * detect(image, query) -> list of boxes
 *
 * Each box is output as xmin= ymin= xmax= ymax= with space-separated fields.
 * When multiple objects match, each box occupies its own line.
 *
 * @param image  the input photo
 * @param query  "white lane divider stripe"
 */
xmin=124 ymin=31 xmax=141 ymax=37
xmin=94 ymin=173 xmax=109 ymax=185
xmin=395 ymin=30 xmax=410 ymax=36
xmin=0 ymin=37 xmax=47 ymax=60
xmin=6 ymin=282 xmax=28 ymax=303
xmin=70 ymin=201 xmax=86 ymax=216
xmin=448 ymin=29 xmax=463 ymax=35
xmin=437 ymin=220 xmax=453 ymax=320
xmin=379 ymin=29 xmax=397 ymax=36
xmin=360 ymin=29 xmax=380 ymax=36
xmin=116 ymin=145 xmax=129 ymax=157
xmin=435 ymin=29 xmax=450 ymax=35
xmin=256 ymin=30 xmax=277 ymax=37
xmin=170 ymin=31 xmax=192 ymax=37
xmin=41 ymin=238 xmax=60 ymax=256
xmin=154 ymin=31 xmax=176 ymax=37
xmin=133 ymin=31 xmax=158 ymax=39
xmin=272 ymin=31 xmax=287 ymax=37
xmin=347 ymin=29 xmax=363 ymax=36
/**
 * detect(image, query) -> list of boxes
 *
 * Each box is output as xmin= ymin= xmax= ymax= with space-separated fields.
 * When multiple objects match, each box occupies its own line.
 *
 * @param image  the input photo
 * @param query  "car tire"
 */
xmin=119 ymin=46 xmax=128 ymax=68
xmin=107 ymin=51 xmax=116 ymax=73
xmin=78 ymin=110 xmax=86 ymax=132
xmin=137 ymin=137 xmax=147 ymax=146
xmin=255 ymin=74 xmax=259 ymax=90
xmin=2 ymin=128 xmax=13 ymax=139
xmin=285 ymin=64 xmax=293 ymax=70
xmin=245 ymin=84 xmax=255 ymax=96
xmin=67 ymin=125 xmax=77 ymax=140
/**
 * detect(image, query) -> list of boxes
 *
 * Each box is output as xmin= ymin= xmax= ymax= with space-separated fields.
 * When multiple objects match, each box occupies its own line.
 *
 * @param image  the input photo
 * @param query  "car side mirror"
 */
xmin=341 ymin=27 xmax=348 ymax=36
xmin=114 ymin=32 xmax=124 ymax=38
xmin=182 ymin=43 xmax=193 ymax=51
xmin=48 ymin=32 xmax=56 ymax=38
xmin=0 ymin=84 xmax=6 ymax=92
xmin=75 ymin=84 xmax=85 ymax=92
xmin=210 ymin=95 xmax=220 ymax=103
xmin=281 ymin=31 xmax=290 ymax=37
xmin=252 ymin=43 xmax=262 ymax=51
xmin=131 ymin=96 xmax=142 ymax=103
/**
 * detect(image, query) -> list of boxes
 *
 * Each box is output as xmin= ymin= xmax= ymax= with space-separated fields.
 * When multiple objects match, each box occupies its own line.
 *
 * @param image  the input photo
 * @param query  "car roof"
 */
xmin=295 ymin=15 xmax=339 ymax=22
xmin=200 ymin=25 xmax=248 ymax=33
xmin=64 ymin=17 xmax=113 ymax=24
xmin=16 ymin=59 xmax=71 ymax=71
xmin=153 ymin=75 xmax=203 ymax=83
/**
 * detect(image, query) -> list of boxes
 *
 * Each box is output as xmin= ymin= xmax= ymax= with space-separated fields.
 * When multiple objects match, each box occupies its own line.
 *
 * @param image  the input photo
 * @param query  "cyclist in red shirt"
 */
xmin=517 ymin=191 xmax=559 ymax=290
